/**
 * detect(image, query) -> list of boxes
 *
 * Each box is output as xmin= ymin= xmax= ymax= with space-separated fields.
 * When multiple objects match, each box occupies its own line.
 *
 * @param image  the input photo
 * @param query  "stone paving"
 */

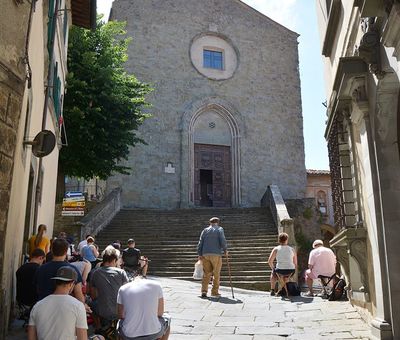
xmin=160 ymin=277 xmax=373 ymax=340
xmin=7 ymin=277 xmax=373 ymax=340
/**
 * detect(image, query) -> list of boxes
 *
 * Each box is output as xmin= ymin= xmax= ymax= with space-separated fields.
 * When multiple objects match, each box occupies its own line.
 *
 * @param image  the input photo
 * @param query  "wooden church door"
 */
xmin=194 ymin=144 xmax=231 ymax=207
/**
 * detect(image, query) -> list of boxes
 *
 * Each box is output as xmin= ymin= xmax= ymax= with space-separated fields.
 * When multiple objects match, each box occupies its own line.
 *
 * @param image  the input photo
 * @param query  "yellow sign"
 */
xmin=62 ymin=201 xmax=85 ymax=208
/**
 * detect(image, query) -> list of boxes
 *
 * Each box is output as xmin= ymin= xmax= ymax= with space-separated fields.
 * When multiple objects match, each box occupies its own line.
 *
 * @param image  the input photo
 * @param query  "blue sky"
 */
xmin=97 ymin=0 xmax=329 ymax=170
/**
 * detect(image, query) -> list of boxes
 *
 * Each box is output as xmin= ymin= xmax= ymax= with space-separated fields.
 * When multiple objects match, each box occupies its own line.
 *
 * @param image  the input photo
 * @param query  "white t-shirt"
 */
xmin=275 ymin=245 xmax=295 ymax=269
xmin=77 ymin=240 xmax=87 ymax=254
xmin=117 ymin=279 xmax=163 ymax=337
xmin=29 ymin=294 xmax=87 ymax=340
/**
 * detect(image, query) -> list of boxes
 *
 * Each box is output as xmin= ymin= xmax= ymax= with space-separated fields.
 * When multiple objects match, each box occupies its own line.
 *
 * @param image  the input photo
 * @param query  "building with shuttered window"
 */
xmin=0 ymin=1 xmax=95 ymax=337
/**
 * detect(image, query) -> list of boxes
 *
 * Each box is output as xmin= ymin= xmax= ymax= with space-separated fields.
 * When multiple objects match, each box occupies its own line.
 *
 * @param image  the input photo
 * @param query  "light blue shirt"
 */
xmin=81 ymin=245 xmax=96 ymax=262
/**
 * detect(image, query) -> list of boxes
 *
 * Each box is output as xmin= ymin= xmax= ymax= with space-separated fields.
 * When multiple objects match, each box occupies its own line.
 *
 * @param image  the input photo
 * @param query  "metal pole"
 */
xmin=225 ymin=253 xmax=235 ymax=299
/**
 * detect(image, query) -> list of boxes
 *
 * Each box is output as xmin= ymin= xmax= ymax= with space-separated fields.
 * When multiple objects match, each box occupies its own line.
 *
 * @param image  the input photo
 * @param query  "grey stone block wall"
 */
xmin=108 ymin=0 xmax=306 ymax=208
xmin=0 ymin=2 xmax=30 ymax=336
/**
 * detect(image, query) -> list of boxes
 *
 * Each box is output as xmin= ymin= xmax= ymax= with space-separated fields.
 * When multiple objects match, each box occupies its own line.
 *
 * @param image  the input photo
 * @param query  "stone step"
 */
xmin=95 ymin=207 xmax=277 ymax=291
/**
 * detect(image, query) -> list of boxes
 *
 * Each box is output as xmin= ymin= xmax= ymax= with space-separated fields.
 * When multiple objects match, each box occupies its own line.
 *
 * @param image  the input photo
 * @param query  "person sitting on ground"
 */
xmin=89 ymin=246 xmax=128 ymax=327
xmin=268 ymin=232 xmax=297 ymax=296
xmin=16 ymin=248 xmax=46 ymax=308
xmin=305 ymin=239 xmax=337 ymax=297
xmin=81 ymin=236 xmax=99 ymax=269
xmin=34 ymin=238 xmax=87 ymax=309
xmin=122 ymin=238 xmax=148 ymax=277
xmin=28 ymin=266 xmax=89 ymax=340
xmin=28 ymin=224 xmax=50 ymax=258
xmin=117 ymin=273 xmax=171 ymax=340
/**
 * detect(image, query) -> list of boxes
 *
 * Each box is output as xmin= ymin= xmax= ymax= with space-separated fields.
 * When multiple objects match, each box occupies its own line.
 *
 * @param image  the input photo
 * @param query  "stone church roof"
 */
xmin=307 ymin=169 xmax=331 ymax=175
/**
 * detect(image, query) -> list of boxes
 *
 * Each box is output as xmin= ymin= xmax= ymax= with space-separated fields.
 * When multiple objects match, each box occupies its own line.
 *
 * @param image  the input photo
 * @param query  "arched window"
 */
xmin=317 ymin=190 xmax=328 ymax=215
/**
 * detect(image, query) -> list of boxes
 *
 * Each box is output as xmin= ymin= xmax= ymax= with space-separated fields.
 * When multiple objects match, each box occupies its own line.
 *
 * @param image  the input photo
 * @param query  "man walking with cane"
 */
xmin=197 ymin=217 xmax=228 ymax=298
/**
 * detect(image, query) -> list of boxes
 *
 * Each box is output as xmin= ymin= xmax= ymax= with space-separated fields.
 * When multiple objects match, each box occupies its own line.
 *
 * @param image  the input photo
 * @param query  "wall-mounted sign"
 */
xmin=62 ymin=192 xmax=85 ymax=216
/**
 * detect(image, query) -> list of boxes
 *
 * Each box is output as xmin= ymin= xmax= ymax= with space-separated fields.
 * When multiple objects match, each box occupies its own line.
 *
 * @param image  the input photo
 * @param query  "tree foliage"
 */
xmin=60 ymin=20 xmax=151 ymax=179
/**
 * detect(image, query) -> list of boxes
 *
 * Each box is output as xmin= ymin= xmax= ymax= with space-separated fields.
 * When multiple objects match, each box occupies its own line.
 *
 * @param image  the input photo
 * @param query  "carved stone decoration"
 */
xmin=349 ymin=239 xmax=369 ymax=293
xmin=383 ymin=0 xmax=394 ymax=15
xmin=336 ymin=247 xmax=350 ymax=277
xmin=352 ymin=85 xmax=368 ymax=103
xmin=358 ymin=18 xmax=386 ymax=79
xmin=336 ymin=246 xmax=350 ymax=284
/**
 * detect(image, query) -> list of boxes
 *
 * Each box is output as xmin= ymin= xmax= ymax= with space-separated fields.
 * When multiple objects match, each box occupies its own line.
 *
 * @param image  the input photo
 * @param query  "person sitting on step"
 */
xmin=122 ymin=238 xmax=148 ymax=278
xmin=304 ymin=239 xmax=336 ymax=297
xmin=89 ymin=246 xmax=128 ymax=330
xmin=268 ymin=232 xmax=297 ymax=296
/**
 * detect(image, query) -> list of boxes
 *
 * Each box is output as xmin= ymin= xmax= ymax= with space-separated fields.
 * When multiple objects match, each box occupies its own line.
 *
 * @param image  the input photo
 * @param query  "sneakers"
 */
xmin=304 ymin=291 xmax=314 ymax=297
xmin=211 ymin=293 xmax=221 ymax=298
xmin=270 ymin=290 xmax=276 ymax=296
xmin=201 ymin=292 xmax=207 ymax=298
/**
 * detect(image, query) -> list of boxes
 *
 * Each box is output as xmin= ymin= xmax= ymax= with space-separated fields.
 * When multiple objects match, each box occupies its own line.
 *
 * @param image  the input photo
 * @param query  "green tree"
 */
xmin=60 ymin=20 xmax=151 ymax=180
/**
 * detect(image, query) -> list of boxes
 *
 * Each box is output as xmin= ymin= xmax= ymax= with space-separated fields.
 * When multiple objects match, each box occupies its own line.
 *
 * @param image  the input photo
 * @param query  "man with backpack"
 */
xmin=122 ymin=239 xmax=148 ymax=277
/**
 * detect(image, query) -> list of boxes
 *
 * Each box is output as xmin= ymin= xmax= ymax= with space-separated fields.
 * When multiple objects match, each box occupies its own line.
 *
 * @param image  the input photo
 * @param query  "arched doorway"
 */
xmin=186 ymin=101 xmax=241 ymax=207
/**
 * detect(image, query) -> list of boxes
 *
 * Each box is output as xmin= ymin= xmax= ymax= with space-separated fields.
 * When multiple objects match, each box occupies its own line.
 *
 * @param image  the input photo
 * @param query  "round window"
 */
xmin=189 ymin=32 xmax=238 ymax=80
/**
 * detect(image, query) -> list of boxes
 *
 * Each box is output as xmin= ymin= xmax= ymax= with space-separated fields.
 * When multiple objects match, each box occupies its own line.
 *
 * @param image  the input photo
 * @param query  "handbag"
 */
xmin=192 ymin=260 xmax=203 ymax=280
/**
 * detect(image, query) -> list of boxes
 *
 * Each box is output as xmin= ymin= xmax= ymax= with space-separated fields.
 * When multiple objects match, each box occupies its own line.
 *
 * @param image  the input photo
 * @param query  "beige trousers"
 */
xmin=201 ymin=255 xmax=222 ymax=295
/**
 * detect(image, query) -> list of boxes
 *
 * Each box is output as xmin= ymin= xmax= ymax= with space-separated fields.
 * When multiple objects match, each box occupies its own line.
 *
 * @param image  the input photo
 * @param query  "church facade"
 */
xmin=108 ymin=0 xmax=306 ymax=209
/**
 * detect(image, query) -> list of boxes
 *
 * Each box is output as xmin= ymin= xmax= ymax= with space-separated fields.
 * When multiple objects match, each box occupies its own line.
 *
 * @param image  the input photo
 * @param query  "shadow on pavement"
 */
xmin=215 ymin=296 xmax=243 ymax=304
xmin=284 ymin=295 xmax=315 ymax=303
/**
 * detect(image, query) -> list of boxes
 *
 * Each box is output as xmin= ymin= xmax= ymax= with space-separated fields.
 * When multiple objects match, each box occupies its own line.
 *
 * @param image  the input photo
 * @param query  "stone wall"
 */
xmin=0 ymin=2 xmax=30 ymax=336
xmin=108 ymin=0 xmax=306 ymax=208
xmin=285 ymin=198 xmax=324 ymax=277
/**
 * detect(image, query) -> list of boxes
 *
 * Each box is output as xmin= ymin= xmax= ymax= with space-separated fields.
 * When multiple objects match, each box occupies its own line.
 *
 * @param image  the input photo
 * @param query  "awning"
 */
xmin=71 ymin=0 xmax=97 ymax=29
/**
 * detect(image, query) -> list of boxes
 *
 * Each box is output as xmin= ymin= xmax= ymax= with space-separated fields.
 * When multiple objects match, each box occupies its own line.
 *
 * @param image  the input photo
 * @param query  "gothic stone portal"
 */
xmin=194 ymin=144 xmax=231 ymax=207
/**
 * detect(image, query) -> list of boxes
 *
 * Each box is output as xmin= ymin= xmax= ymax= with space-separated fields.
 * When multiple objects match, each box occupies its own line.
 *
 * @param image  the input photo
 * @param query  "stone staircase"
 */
xmin=94 ymin=208 xmax=278 ymax=291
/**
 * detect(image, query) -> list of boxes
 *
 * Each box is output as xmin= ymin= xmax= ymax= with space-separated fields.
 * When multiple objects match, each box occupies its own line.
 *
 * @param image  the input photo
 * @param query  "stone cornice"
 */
xmin=382 ymin=3 xmax=400 ymax=61
xmin=324 ymin=57 xmax=368 ymax=138
xmin=355 ymin=0 xmax=385 ymax=17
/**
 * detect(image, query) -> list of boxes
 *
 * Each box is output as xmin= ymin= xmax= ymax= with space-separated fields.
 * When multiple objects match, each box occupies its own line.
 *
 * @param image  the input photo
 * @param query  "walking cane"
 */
xmin=225 ymin=252 xmax=235 ymax=299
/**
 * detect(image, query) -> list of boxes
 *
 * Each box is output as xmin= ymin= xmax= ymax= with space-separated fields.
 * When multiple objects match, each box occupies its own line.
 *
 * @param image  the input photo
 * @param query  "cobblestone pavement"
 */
xmin=160 ymin=277 xmax=373 ymax=340
xmin=7 ymin=277 xmax=373 ymax=340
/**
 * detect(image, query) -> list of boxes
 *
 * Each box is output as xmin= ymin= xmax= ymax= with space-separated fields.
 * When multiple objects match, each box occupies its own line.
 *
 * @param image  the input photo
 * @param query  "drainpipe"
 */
xmin=32 ymin=0 xmax=60 ymax=231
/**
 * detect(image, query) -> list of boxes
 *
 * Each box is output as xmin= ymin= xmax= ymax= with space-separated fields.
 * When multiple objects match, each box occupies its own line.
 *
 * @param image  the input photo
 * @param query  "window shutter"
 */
xmin=63 ymin=4 xmax=68 ymax=44
xmin=47 ymin=0 xmax=55 ymax=54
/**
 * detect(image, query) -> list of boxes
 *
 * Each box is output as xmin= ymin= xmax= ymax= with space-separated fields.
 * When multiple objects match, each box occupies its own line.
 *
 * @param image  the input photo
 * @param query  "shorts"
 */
xmin=273 ymin=268 xmax=295 ymax=276
xmin=118 ymin=314 xmax=171 ymax=340
xmin=305 ymin=269 xmax=335 ymax=280
xmin=306 ymin=269 xmax=320 ymax=280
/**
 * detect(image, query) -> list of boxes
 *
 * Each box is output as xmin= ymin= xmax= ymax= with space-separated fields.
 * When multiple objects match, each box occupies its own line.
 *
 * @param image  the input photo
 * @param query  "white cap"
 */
xmin=312 ymin=239 xmax=324 ymax=248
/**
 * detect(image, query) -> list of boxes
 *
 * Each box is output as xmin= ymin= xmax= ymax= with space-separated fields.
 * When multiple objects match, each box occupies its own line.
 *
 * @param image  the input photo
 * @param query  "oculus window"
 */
xmin=203 ymin=50 xmax=223 ymax=70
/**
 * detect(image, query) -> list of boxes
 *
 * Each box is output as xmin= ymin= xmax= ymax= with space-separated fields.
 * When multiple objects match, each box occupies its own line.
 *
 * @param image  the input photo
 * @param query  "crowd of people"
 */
xmin=18 ymin=228 xmax=170 ymax=340
xmin=17 ymin=217 xmax=338 ymax=339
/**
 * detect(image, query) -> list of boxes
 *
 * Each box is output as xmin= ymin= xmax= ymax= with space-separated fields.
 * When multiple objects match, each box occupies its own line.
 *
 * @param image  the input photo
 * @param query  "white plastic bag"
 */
xmin=193 ymin=260 xmax=203 ymax=280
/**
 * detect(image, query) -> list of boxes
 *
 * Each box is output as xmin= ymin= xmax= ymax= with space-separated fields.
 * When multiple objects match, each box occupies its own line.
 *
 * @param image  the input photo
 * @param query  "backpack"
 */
xmin=328 ymin=278 xmax=346 ymax=301
xmin=286 ymin=282 xmax=301 ymax=296
xmin=122 ymin=248 xmax=140 ymax=268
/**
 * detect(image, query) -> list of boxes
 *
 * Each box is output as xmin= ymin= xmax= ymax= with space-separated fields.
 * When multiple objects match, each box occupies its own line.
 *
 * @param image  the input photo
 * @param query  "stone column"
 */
xmin=351 ymin=86 xmax=393 ymax=339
